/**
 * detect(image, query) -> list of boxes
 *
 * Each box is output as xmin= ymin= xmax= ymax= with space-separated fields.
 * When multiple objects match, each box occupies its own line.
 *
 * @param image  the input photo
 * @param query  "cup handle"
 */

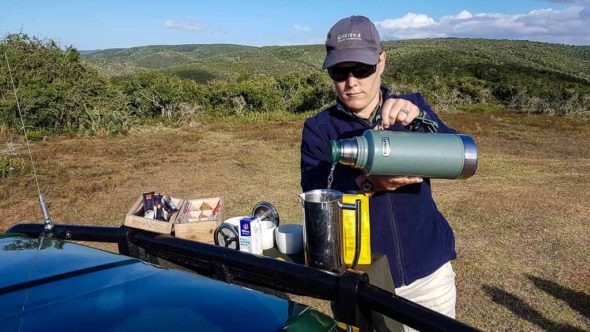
xmin=352 ymin=199 xmax=362 ymax=270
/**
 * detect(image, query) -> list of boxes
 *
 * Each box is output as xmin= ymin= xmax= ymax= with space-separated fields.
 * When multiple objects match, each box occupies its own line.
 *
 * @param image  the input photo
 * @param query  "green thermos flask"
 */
xmin=328 ymin=130 xmax=478 ymax=179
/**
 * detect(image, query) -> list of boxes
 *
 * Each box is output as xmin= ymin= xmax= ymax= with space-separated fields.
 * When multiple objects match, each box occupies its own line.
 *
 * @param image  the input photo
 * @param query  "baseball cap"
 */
xmin=322 ymin=15 xmax=382 ymax=69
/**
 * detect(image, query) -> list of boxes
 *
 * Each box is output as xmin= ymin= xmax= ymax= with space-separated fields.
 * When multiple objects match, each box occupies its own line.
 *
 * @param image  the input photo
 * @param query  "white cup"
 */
xmin=275 ymin=224 xmax=303 ymax=254
xmin=261 ymin=220 xmax=276 ymax=250
xmin=223 ymin=216 xmax=248 ymax=228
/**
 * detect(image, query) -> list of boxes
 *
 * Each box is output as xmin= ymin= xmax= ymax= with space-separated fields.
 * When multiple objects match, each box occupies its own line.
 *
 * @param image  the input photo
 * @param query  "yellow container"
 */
xmin=341 ymin=194 xmax=371 ymax=267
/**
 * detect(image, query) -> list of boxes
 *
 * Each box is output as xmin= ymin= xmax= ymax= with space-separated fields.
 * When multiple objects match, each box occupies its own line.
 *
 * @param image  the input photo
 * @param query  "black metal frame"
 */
xmin=7 ymin=223 xmax=479 ymax=332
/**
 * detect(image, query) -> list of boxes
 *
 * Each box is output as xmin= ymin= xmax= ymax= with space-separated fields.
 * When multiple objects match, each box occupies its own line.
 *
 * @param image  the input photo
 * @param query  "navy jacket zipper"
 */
xmin=342 ymin=102 xmax=408 ymax=286
xmin=386 ymin=194 xmax=406 ymax=286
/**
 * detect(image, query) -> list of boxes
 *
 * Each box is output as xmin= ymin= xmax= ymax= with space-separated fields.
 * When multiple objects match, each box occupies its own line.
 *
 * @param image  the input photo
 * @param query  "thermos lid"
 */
xmin=327 ymin=138 xmax=358 ymax=167
xmin=327 ymin=140 xmax=340 ymax=163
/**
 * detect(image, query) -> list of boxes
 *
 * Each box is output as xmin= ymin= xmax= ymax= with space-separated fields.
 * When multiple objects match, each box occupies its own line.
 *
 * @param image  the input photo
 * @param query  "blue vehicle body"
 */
xmin=0 ymin=234 xmax=340 ymax=332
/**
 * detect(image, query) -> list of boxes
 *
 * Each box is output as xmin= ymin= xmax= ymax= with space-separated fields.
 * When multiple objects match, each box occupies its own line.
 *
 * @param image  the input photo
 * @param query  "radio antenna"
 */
xmin=3 ymin=52 xmax=53 ymax=233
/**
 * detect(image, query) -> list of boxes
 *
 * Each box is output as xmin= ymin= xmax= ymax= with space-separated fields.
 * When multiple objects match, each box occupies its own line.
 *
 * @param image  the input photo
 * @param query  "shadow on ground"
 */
xmin=483 ymin=281 xmax=588 ymax=332
xmin=526 ymin=274 xmax=590 ymax=321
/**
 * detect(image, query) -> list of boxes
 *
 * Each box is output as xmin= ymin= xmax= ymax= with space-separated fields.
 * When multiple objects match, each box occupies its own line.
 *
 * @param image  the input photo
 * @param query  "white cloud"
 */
xmin=379 ymin=13 xmax=437 ymax=29
xmin=378 ymin=13 xmax=443 ymax=39
xmin=454 ymin=10 xmax=473 ymax=20
xmin=293 ymin=24 xmax=310 ymax=33
xmin=375 ymin=5 xmax=590 ymax=45
xmin=163 ymin=19 xmax=203 ymax=32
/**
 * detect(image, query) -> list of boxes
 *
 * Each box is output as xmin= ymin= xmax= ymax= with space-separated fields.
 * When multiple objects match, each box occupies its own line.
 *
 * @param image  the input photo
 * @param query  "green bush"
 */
xmin=277 ymin=71 xmax=333 ymax=113
xmin=0 ymin=34 xmax=130 ymax=134
xmin=26 ymin=129 xmax=50 ymax=141
xmin=205 ymin=76 xmax=286 ymax=115
xmin=113 ymin=72 xmax=207 ymax=118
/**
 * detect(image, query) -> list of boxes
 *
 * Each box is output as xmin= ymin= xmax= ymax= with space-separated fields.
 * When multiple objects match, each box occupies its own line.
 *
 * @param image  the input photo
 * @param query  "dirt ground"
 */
xmin=1 ymin=112 xmax=589 ymax=331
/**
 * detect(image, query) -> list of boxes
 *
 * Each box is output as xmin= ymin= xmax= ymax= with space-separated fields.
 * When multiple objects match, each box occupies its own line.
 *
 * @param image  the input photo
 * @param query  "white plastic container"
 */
xmin=223 ymin=216 xmax=247 ymax=228
xmin=275 ymin=224 xmax=303 ymax=254
xmin=261 ymin=220 xmax=276 ymax=250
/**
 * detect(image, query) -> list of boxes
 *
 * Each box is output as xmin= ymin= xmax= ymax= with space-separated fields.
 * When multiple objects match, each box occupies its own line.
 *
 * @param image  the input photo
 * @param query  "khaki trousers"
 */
xmin=394 ymin=261 xmax=457 ymax=332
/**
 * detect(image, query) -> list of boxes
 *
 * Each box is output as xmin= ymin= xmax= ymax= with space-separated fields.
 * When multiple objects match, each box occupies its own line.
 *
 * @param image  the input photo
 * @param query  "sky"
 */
xmin=1 ymin=0 xmax=589 ymax=50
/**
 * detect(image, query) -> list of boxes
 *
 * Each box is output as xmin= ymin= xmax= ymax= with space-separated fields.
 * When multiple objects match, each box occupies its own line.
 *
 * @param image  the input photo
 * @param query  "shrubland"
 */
xmin=1 ymin=34 xmax=589 ymax=136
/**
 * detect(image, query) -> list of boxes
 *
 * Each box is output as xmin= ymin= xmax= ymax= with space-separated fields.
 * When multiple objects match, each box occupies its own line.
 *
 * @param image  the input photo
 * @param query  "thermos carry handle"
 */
xmin=339 ymin=200 xmax=362 ymax=270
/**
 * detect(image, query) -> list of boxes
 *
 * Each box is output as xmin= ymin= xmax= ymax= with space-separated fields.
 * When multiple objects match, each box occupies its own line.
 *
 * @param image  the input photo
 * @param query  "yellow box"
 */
xmin=342 ymin=194 xmax=371 ymax=267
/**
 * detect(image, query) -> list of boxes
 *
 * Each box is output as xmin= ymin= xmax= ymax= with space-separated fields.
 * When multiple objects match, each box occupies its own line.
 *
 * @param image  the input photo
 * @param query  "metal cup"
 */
xmin=299 ymin=189 xmax=359 ymax=274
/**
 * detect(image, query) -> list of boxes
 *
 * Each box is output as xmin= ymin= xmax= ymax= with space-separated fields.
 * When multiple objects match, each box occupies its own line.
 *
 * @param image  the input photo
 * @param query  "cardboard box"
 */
xmin=174 ymin=197 xmax=224 ymax=244
xmin=124 ymin=196 xmax=186 ymax=234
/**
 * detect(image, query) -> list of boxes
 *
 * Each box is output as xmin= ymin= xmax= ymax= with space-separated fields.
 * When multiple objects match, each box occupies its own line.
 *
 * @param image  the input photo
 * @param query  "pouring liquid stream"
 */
xmin=326 ymin=163 xmax=336 ymax=189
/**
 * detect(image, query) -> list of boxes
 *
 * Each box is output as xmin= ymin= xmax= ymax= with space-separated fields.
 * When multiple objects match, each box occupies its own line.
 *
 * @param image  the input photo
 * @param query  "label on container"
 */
xmin=240 ymin=217 xmax=253 ymax=237
xmin=381 ymin=137 xmax=391 ymax=157
xmin=239 ymin=217 xmax=254 ymax=253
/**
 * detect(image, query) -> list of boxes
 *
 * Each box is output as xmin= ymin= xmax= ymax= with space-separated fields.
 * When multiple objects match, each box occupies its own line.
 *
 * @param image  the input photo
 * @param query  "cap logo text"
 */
xmin=337 ymin=32 xmax=361 ymax=42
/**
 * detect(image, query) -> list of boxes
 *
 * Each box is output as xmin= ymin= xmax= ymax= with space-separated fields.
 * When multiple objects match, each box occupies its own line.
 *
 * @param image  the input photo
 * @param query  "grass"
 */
xmin=1 ymin=112 xmax=589 ymax=331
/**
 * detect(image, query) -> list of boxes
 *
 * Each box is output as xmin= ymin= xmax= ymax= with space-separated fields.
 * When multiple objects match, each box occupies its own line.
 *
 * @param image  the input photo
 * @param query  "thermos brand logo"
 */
xmin=381 ymin=137 xmax=390 ymax=157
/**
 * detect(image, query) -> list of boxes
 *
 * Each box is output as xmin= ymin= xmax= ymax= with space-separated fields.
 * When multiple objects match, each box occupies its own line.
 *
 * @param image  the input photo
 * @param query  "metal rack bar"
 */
xmin=6 ymin=224 xmax=479 ymax=331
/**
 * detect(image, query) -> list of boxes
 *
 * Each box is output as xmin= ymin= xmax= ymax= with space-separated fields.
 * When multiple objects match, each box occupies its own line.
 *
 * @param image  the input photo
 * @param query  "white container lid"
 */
xmin=223 ymin=216 xmax=249 ymax=227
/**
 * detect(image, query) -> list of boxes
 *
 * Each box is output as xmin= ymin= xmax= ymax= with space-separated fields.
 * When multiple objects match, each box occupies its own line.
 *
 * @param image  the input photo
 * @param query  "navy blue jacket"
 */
xmin=300 ymin=87 xmax=457 ymax=287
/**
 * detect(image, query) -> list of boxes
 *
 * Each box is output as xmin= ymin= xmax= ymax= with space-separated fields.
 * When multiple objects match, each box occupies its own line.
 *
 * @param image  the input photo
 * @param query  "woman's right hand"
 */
xmin=359 ymin=175 xmax=423 ymax=192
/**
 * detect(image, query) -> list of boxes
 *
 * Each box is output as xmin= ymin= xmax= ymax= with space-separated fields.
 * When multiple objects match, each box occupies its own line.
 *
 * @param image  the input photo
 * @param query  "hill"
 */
xmin=83 ymin=38 xmax=590 ymax=82
xmin=83 ymin=39 xmax=590 ymax=116
xmin=84 ymin=43 xmax=325 ymax=81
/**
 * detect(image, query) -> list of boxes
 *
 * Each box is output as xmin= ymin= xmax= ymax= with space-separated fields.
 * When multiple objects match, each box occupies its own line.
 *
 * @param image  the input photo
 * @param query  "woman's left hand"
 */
xmin=380 ymin=98 xmax=420 ymax=129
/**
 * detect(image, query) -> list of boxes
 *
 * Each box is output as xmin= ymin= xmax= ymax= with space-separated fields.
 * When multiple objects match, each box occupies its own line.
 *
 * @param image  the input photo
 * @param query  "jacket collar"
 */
xmin=335 ymin=85 xmax=391 ymax=127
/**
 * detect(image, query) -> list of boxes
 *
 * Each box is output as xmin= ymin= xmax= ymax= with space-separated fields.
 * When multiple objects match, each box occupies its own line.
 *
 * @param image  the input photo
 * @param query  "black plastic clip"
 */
xmin=407 ymin=116 xmax=439 ymax=133
xmin=333 ymin=271 xmax=371 ymax=328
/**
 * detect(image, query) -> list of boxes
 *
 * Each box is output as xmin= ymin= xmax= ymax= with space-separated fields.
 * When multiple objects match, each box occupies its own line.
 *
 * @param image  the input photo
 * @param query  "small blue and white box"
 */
xmin=239 ymin=216 xmax=262 ymax=254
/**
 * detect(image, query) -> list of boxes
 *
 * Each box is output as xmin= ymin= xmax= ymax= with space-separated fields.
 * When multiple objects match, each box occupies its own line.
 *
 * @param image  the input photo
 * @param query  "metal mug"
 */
xmin=299 ymin=189 xmax=361 ymax=274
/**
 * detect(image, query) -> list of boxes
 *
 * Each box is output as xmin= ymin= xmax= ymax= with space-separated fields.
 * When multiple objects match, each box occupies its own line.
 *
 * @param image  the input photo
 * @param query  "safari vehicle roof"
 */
xmin=0 ymin=234 xmax=341 ymax=332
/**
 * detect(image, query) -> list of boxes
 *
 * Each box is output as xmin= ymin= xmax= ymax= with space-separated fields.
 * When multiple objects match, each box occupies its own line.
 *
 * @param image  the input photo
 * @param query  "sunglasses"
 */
xmin=327 ymin=63 xmax=377 ymax=82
